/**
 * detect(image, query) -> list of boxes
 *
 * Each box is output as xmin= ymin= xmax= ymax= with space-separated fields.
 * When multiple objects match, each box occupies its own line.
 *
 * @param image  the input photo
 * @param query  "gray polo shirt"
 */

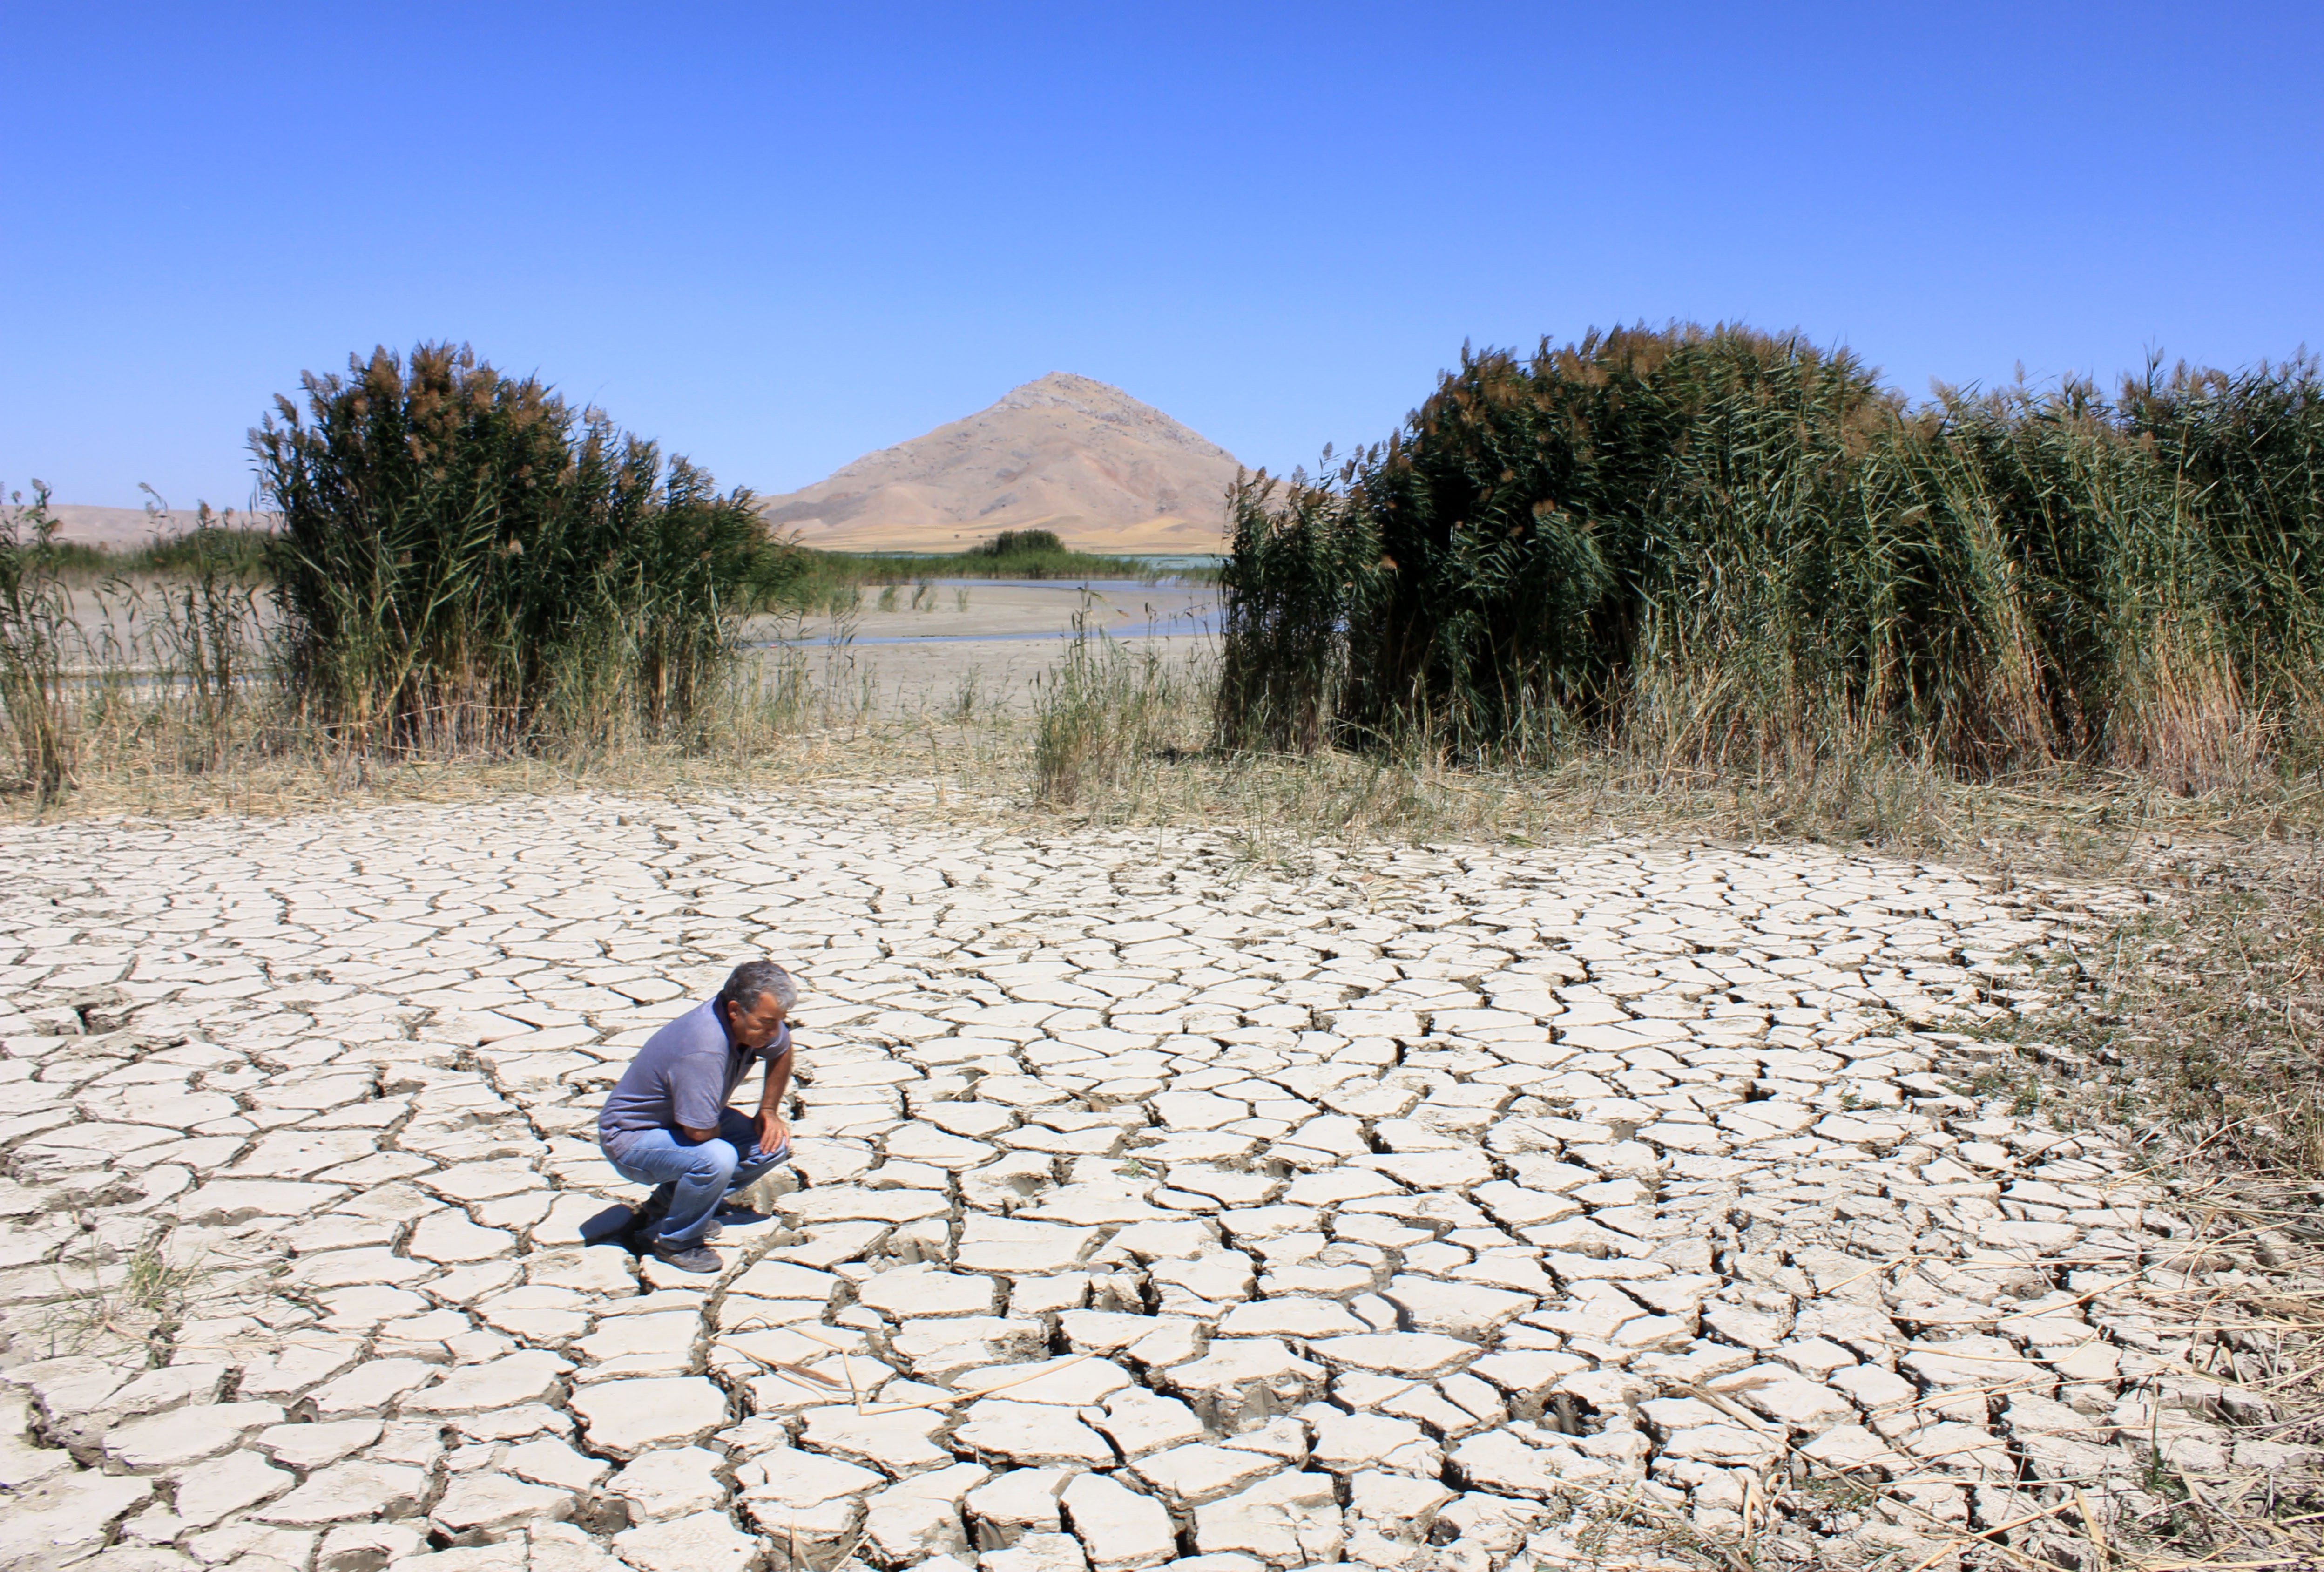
xmin=598 ymin=998 xmax=790 ymax=1149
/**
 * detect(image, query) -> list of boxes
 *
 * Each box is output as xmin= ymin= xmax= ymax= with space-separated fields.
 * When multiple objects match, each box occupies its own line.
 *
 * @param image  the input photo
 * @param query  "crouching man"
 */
xmin=597 ymin=960 xmax=797 ymax=1274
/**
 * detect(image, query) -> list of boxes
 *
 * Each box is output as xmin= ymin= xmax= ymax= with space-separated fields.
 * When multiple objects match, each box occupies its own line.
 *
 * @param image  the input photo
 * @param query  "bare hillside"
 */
xmin=757 ymin=372 xmax=1245 ymax=553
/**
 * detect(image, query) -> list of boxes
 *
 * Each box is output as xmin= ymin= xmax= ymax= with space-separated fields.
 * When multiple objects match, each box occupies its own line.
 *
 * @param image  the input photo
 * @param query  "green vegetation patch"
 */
xmin=48 ymin=519 xmax=275 ymax=582
xmin=751 ymin=525 xmax=1199 ymax=614
xmin=256 ymin=342 xmax=763 ymax=752
xmin=1219 ymin=322 xmax=2324 ymax=792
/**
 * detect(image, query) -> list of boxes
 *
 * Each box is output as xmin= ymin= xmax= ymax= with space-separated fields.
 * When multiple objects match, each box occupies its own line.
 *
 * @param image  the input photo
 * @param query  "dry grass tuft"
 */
xmin=1920 ymin=875 xmax=2324 ymax=1568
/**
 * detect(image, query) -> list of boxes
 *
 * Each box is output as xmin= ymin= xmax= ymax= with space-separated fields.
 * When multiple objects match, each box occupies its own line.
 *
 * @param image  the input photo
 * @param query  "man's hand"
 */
xmin=754 ymin=1109 xmax=790 ymax=1157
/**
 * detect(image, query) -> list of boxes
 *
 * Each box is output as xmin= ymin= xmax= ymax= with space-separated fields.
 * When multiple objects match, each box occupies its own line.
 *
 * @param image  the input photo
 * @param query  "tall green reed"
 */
xmin=130 ymin=495 xmax=265 ymax=772
xmin=1214 ymin=469 xmax=1369 ymax=755
xmin=0 ymin=483 xmax=76 ymax=801
xmin=252 ymin=343 xmax=762 ymax=753
xmin=1217 ymin=324 xmax=2324 ymax=789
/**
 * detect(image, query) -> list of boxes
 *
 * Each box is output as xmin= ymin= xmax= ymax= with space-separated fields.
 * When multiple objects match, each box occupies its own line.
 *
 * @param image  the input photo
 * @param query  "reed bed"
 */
xmin=1217 ymin=325 xmax=2324 ymax=794
xmin=2 ymin=344 xmax=778 ymax=798
xmin=46 ymin=520 xmax=274 ymax=582
xmin=256 ymin=342 xmax=763 ymax=753
xmin=758 ymin=528 xmax=1204 ymax=618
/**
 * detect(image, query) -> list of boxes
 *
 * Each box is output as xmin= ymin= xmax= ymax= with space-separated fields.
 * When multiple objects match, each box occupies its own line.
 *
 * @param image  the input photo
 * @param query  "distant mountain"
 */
xmin=757 ymin=372 xmax=1245 ymax=554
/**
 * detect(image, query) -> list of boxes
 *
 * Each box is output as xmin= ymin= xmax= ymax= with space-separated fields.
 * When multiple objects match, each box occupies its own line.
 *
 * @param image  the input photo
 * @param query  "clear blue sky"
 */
xmin=6 ymin=2 xmax=2317 ymax=511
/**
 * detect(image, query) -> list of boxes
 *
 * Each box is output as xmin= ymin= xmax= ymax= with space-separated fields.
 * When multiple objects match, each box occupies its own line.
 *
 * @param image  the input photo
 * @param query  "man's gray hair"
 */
xmin=718 ymin=960 xmax=797 ymax=1014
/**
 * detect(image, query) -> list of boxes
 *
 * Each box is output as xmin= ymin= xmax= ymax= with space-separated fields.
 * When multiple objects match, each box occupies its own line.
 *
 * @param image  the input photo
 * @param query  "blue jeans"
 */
xmin=601 ymin=1108 xmax=790 ymax=1246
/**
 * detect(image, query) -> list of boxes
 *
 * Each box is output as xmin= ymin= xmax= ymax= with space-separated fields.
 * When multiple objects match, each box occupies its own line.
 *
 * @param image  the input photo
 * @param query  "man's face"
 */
xmin=725 ymin=993 xmax=788 ymax=1052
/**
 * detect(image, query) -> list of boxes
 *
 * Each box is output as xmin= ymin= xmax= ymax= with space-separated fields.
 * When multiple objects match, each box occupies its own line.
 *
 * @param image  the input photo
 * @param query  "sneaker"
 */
xmin=650 ymin=1239 xmax=722 ymax=1274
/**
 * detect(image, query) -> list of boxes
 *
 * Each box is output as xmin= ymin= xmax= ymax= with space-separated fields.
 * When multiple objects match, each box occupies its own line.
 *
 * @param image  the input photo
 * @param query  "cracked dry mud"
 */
xmin=0 ymin=794 xmax=2274 ymax=1571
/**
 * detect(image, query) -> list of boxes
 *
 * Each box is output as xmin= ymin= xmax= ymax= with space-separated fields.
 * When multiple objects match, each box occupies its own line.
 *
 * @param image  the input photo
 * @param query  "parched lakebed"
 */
xmin=0 ymin=794 xmax=2283 ymax=1571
